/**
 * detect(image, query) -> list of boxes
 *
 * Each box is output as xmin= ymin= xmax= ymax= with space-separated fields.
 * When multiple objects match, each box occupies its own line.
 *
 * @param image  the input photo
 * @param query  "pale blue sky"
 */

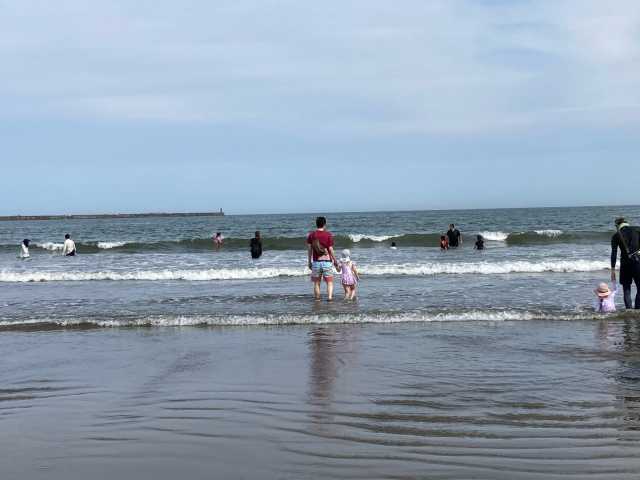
xmin=1 ymin=0 xmax=638 ymax=215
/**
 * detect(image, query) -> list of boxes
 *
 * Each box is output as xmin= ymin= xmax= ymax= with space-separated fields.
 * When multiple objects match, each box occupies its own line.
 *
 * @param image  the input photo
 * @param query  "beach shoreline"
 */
xmin=2 ymin=319 xmax=639 ymax=479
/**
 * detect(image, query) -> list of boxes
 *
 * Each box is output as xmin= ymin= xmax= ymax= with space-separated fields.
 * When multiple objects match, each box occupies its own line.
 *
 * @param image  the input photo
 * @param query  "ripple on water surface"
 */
xmin=0 ymin=320 xmax=639 ymax=479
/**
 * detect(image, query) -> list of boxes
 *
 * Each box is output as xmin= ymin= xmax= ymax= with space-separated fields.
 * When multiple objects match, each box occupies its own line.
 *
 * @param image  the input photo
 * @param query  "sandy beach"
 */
xmin=2 ymin=320 xmax=640 ymax=479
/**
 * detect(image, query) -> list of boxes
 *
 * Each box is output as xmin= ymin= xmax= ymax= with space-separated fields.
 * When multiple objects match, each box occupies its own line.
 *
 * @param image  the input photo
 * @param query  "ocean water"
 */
xmin=2 ymin=206 xmax=640 ymax=478
xmin=0 ymin=206 xmax=638 ymax=326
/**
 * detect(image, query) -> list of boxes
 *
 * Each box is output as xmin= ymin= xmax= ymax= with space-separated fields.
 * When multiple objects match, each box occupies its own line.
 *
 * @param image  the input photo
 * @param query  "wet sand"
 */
xmin=1 ymin=319 xmax=640 ymax=479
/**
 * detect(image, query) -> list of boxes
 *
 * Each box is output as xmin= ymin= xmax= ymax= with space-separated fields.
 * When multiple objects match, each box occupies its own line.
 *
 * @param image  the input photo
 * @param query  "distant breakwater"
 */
xmin=0 ymin=211 xmax=224 ymax=221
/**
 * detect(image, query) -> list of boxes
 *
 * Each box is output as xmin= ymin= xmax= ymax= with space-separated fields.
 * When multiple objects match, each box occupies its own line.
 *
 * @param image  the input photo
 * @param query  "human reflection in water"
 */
xmin=619 ymin=319 xmax=640 ymax=435
xmin=599 ymin=318 xmax=640 ymax=431
xmin=306 ymin=326 xmax=360 ymax=425
xmin=307 ymin=328 xmax=338 ymax=421
xmin=621 ymin=319 xmax=640 ymax=352
xmin=620 ymin=319 xmax=640 ymax=383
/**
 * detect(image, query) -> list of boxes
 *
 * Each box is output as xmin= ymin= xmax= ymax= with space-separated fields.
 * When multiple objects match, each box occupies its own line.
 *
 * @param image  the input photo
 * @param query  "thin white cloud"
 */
xmin=0 ymin=0 xmax=638 ymax=134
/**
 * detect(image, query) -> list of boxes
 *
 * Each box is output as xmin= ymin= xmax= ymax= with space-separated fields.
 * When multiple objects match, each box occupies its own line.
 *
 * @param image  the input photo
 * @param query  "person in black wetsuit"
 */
xmin=611 ymin=217 xmax=640 ymax=309
xmin=446 ymin=224 xmax=462 ymax=247
xmin=474 ymin=235 xmax=485 ymax=250
xmin=250 ymin=231 xmax=262 ymax=259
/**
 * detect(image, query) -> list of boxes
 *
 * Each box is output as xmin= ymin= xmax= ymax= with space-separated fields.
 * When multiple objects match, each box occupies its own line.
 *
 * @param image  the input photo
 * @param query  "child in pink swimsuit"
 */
xmin=336 ymin=249 xmax=361 ymax=300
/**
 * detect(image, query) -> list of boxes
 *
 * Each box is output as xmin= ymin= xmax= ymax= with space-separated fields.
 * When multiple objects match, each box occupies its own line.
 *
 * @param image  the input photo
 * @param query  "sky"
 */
xmin=0 ymin=0 xmax=638 ymax=215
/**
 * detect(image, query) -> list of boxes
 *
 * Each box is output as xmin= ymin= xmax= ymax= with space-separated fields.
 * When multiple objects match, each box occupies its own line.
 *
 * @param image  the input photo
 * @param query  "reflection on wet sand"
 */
xmin=619 ymin=320 xmax=640 ymax=419
xmin=3 ymin=322 xmax=640 ymax=479
xmin=598 ymin=318 xmax=640 ymax=435
xmin=306 ymin=327 xmax=360 ymax=423
xmin=307 ymin=328 xmax=339 ymax=421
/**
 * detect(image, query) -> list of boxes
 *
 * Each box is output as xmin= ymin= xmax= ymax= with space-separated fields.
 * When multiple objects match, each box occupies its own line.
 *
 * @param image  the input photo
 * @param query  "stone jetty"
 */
xmin=0 ymin=209 xmax=225 ymax=221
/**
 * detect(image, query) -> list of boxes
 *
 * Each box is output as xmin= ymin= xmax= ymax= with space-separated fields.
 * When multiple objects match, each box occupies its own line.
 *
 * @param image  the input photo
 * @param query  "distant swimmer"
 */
xmin=440 ymin=236 xmax=449 ymax=250
xmin=21 ymin=239 xmax=30 ymax=258
xmin=594 ymin=281 xmax=618 ymax=312
xmin=446 ymin=224 xmax=462 ymax=247
xmin=474 ymin=235 xmax=486 ymax=250
xmin=62 ymin=234 xmax=76 ymax=256
xmin=390 ymin=242 xmax=397 ymax=250
xmin=214 ymin=232 xmax=223 ymax=244
xmin=249 ymin=231 xmax=262 ymax=259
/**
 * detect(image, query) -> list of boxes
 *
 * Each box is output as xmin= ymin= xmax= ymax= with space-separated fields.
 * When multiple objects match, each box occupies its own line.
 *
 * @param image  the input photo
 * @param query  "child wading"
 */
xmin=594 ymin=281 xmax=617 ymax=312
xmin=336 ymin=249 xmax=361 ymax=299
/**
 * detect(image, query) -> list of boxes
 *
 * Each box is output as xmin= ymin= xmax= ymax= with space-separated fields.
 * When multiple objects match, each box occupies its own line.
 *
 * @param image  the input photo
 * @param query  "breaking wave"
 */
xmin=37 ymin=241 xmax=131 ymax=251
xmin=348 ymin=234 xmax=399 ymax=242
xmin=96 ymin=241 xmax=129 ymax=249
xmin=479 ymin=231 xmax=510 ymax=241
xmin=37 ymin=242 xmax=64 ymax=250
xmin=535 ymin=230 xmax=563 ymax=237
xmin=0 ymin=309 xmax=613 ymax=329
xmin=5 ymin=230 xmax=612 ymax=253
xmin=360 ymin=260 xmax=609 ymax=276
xmin=0 ymin=260 xmax=609 ymax=283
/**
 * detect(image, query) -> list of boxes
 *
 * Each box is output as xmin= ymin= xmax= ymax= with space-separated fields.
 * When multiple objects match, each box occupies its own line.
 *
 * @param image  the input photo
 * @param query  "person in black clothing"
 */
xmin=474 ymin=235 xmax=485 ymax=250
xmin=611 ymin=217 xmax=640 ymax=309
xmin=446 ymin=224 xmax=462 ymax=247
xmin=250 ymin=231 xmax=262 ymax=259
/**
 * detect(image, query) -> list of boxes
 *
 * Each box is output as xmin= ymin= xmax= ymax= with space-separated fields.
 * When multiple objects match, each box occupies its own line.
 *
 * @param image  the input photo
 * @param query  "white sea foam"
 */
xmin=348 ymin=234 xmax=400 ymax=242
xmin=0 ymin=309 xmax=606 ymax=328
xmin=479 ymin=231 xmax=510 ymax=241
xmin=0 ymin=260 xmax=609 ymax=283
xmin=359 ymin=260 xmax=609 ymax=276
xmin=37 ymin=242 xmax=64 ymax=250
xmin=97 ymin=241 xmax=128 ymax=249
xmin=535 ymin=230 xmax=563 ymax=237
xmin=0 ymin=267 xmax=308 ymax=283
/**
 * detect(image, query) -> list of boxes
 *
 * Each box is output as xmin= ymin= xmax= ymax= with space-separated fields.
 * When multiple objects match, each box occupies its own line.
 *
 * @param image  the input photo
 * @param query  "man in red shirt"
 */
xmin=307 ymin=216 xmax=338 ymax=300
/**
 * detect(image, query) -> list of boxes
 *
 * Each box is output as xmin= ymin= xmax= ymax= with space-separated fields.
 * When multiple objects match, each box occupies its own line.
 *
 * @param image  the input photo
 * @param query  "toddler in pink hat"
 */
xmin=594 ymin=281 xmax=617 ymax=312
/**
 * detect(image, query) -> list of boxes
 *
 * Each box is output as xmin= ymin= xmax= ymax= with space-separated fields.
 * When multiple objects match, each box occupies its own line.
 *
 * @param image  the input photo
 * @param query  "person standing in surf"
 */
xmin=249 ymin=231 xmax=262 ymax=259
xmin=307 ymin=216 xmax=338 ymax=301
xmin=446 ymin=224 xmax=462 ymax=247
xmin=62 ymin=234 xmax=76 ymax=256
xmin=21 ymin=239 xmax=31 ymax=258
xmin=611 ymin=217 xmax=640 ymax=309
xmin=474 ymin=235 xmax=486 ymax=250
xmin=336 ymin=249 xmax=361 ymax=300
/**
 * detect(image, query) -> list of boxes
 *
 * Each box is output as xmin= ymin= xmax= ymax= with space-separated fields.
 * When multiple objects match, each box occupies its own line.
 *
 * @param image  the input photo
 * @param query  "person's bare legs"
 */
xmin=349 ymin=285 xmax=356 ymax=299
xmin=342 ymin=284 xmax=349 ymax=299
xmin=326 ymin=281 xmax=333 ymax=300
xmin=313 ymin=282 xmax=321 ymax=299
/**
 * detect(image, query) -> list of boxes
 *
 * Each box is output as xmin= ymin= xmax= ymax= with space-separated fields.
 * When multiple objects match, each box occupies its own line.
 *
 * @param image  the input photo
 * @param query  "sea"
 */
xmin=2 ymin=206 xmax=640 ymax=479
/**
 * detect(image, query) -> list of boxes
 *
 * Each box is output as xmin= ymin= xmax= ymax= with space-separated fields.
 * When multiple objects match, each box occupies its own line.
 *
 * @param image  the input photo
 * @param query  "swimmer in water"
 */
xmin=474 ymin=235 xmax=486 ymax=250
xmin=249 ymin=231 xmax=262 ymax=259
xmin=214 ymin=232 xmax=222 ymax=244
xmin=440 ymin=236 xmax=449 ymax=250
xmin=21 ymin=239 xmax=31 ymax=258
xmin=62 ymin=234 xmax=76 ymax=256
xmin=390 ymin=242 xmax=397 ymax=250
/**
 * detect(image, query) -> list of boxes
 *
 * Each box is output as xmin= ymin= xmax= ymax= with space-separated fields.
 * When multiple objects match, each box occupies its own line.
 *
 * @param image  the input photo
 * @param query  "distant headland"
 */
xmin=0 ymin=209 xmax=224 ymax=221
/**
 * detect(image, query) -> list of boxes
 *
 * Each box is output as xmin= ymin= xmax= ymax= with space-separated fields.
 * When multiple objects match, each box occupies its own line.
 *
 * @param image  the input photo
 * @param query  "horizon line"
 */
xmin=2 ymin=204 xmax=638 ymax=219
